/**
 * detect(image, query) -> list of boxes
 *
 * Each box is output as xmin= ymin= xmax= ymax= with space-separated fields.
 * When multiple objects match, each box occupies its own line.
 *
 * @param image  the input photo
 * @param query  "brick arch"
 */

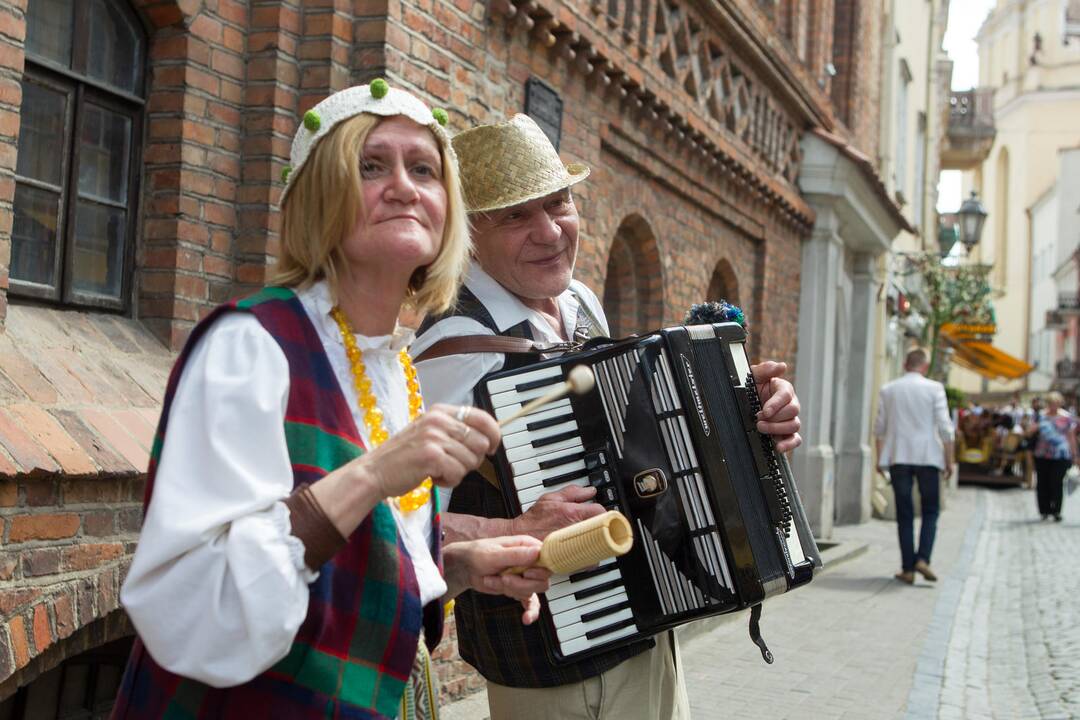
xmin=601 ymin=214 xmax=664 ymax=337
xmin=706 ymin=258 xmax=740 ymax=306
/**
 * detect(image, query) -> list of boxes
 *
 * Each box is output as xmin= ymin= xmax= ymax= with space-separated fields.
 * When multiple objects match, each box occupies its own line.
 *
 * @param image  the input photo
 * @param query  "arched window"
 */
xmin=11 ymin=0 xmax=146 ymax=309
xmin=602 ymin=215 xmax=663 ymax=337
xmin=706 ymin=258 xmax=739 ymax=306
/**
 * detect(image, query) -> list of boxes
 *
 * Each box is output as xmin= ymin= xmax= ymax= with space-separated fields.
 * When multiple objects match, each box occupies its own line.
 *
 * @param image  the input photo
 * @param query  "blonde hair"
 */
xmin=273 ymin=113 xmax=470 ymax=315
xmin=1045 ymin=391 xmax=1065 ymax=407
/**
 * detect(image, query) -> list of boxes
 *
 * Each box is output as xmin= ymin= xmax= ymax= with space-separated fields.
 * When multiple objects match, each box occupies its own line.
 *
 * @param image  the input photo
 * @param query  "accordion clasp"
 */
xmin=633 ymin=469 xmax=669 ymax=499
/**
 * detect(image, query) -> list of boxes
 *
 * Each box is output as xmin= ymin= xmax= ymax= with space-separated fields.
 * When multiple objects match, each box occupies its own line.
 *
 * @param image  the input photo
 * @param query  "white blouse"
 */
xmin=120 ymin=281 xmax=447 ymax=688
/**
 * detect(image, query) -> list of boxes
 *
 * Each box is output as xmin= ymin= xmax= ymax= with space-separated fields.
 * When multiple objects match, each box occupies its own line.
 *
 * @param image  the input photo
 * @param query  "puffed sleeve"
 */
xmin=120 ymin=313 xmax=316 ymax=687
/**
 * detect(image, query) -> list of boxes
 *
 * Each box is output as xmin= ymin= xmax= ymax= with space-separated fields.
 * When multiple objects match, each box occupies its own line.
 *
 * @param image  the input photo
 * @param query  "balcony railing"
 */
xmin=1046 ymin=309 xmax=1067 ymax=329
xmin=1060 ymin=293 xmax=1080 ymax=315
xmin=942 ymin=89 xmax=996 ymax=171
xmin=1057 ymin=359 xmax=1080 ymax=380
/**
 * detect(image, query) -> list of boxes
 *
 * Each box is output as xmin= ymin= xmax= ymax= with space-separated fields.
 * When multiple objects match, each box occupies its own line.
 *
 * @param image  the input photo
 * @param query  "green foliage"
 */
xmin=945 ymin=385 xmax=966 ymax=412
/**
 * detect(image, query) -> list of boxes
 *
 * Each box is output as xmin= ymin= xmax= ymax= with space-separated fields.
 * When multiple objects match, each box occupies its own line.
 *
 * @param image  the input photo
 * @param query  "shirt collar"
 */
xmin=463 ymin=261 xmax=579 ymax=340
xmin=302 ymin=280 xmax=415 ymax=352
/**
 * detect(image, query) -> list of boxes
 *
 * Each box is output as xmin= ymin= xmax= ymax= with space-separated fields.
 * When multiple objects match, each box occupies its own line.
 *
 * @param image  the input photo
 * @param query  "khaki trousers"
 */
xmin=486 ymin=632 xmax=690 ymax=720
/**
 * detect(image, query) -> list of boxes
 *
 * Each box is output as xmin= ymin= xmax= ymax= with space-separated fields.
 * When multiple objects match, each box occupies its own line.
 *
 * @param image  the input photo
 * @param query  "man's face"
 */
xmin=470 ymin=189 xmax=579 ymax=302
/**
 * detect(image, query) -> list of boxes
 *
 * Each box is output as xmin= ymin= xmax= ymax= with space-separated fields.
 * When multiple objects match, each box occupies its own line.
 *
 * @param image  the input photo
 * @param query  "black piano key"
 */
xmin=581 ymin=600 xmax=632 ymax=624
xmin=526 ymin=413 xmax=575 ymax=432
xmin=584 ymin=616 xmax=636 ymax=641
xmin=568 ymin=564 xmax=615 ymax=583
xmin=542 ymin=468 xmax=590 ymax=488
xmin=515 ymin=376 xmax=563 ymax=392
xmin=538 ymin=451 xmax=585 ymax=470
xmin=584 ymin=450 xmax=607 ymax=470
xmin=574 ymin=579 xmax=623 ymax=601
xmin=588 ymin=470 xmax=610 ymax=487
xmin=532 ymin=430 xmax=581 ymax=448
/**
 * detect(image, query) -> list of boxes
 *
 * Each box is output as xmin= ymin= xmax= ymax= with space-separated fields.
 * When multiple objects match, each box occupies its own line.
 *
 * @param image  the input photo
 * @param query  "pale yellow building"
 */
xmin=953 ymin=0 xmax=1080 ymax=394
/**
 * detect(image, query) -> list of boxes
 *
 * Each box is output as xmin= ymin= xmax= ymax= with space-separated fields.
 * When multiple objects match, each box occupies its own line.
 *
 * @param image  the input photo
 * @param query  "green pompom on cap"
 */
xmin=370 ymin=78 xmax=389 ymax=99
xmin=281 ymin=165 xmax=292 ymax=183
xmin=431 ymin=107 xmax=449 ymax=127
xmin=303 ymin=110 xmax=321 ymax=132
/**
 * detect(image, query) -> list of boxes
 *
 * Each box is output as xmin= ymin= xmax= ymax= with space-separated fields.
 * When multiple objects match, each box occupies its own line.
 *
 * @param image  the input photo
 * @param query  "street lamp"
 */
xmin=957 ymin=191 xmax=989 ymax=251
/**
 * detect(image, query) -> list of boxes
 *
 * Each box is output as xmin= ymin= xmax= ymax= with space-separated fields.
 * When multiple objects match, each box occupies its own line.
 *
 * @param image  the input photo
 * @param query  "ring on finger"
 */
xmin=455 ymin=406 xmax=470 ymax=422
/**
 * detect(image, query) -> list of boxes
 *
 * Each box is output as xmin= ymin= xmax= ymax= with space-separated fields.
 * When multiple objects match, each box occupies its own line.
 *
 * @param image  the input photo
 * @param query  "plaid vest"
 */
xmin=416 ymin=285 xmax=653 ymax=688
xmin=112 ymin=287 xmax=443 ymax=720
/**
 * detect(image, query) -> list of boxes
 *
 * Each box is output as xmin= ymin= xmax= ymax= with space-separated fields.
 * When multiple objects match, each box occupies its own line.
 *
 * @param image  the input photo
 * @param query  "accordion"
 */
xmin=476 ymin=322 xmax=822 ymax=664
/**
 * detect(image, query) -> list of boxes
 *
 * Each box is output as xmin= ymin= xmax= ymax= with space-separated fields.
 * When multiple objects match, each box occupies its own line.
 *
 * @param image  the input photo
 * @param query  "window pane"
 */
xmin=26 ymin=0 xmax=73 ymax=68
xmin=16 ymin=79 xmax=68 ymax=187
xmin=78 ymin=104 xmax=131 ymax=204
xmin=11 ymin=183 xmax=61 ymax=287
xmin=71 ymin=200 xmax=125 ymax=300
xmin=86 ymin=0 xmax=145 ymax=95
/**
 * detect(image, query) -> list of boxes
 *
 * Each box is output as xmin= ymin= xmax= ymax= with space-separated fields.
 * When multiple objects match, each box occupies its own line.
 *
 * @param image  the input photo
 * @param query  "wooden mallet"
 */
xmin=498 ymin=365 xmax=596 ymax=428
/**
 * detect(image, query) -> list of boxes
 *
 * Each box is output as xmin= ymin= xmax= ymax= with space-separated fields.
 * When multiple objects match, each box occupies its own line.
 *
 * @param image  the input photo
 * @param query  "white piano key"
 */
xmin=501 ymin=403 xmax=574 ymax=435
xmin=505 ymin=435 xmax=580 ymax=463
xmin=555 ymin=607 xmax=634 ymax=643
xmin=509 ymin=440 xmax=583 ymax=476
xmin=545 ymin=564 xmax=619 ymax=600
xmin=551 ymin=589 xmax=629 ymax=630
xmin=547 ymin=584 xmax=624 ymax=615
xmin=558 ymin=621 xmax=639 ymax=657
xmin=490 ymin=383 xmax=567 ymax=409
xmin=786 ymin=523 xmax=807 ymax=566
xmin=518 ymin=475 xmax=591 ymax=505
xmin=503 ymin=420 xmax=579 ymax=450
xmin=729 ymin=342 xmax=751 ymax=387
xmin=494 ymin=397 xmax=570 ymax=422
xmin=513 ymin=459 xmax=588 ymax=491
xmin=485 ymin=364 xmax=563 ymax=395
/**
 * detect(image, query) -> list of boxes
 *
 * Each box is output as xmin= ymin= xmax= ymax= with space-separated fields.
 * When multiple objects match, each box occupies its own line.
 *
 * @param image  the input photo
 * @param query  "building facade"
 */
xmin=953 ymin=0 xmax=1080 ymax=395
xmin=0 ymin=0 xmax=894 ymax=712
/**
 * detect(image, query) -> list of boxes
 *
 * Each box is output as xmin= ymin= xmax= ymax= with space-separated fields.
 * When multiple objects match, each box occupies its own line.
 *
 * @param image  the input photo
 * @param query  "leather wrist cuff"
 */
xmin=283 ymin=483 xmax=347 ymax=571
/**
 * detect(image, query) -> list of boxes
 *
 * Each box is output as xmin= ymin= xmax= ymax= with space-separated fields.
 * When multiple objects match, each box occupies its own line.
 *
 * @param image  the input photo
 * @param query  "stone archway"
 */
xmin=706 ymin=258 xmax=739 ymax=306
xmin=602 ymin=214 xmax=664 ymax=337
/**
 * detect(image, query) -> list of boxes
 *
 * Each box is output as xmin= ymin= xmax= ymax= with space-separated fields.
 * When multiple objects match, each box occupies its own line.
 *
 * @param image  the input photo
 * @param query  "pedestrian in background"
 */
xmin=874 ymin=348 xmax=955 ymax=585
xmin=1028 ymin=391 xmax=1077 ymax=522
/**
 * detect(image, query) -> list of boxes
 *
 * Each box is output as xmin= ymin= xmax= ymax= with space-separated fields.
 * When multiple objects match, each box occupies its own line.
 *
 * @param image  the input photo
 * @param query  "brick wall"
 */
xmin=0 ymin=0 xmax=881 ymax=709
xmin=0 ymin=0 xmax=24 ymax=329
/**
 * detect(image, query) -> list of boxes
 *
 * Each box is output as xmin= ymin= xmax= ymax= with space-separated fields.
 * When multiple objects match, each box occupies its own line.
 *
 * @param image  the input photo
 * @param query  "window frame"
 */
xmin=11 ymin=0 xmax=147 ymax=312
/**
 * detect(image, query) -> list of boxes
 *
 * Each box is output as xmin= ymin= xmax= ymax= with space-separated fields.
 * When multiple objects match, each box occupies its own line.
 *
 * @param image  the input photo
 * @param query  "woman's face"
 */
xmin=342 ymin=116 xmax=447 ymax=278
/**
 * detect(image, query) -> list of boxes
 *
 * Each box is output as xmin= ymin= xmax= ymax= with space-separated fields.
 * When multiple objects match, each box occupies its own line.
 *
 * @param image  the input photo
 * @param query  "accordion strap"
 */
xmin=413 ymin=335 xmax=579 ymax=363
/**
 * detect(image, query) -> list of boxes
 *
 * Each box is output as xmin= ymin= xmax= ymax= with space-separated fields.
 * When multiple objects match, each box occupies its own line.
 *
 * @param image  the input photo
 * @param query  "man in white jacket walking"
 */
xmin=874 ymin=348 xmax=955 ymax=584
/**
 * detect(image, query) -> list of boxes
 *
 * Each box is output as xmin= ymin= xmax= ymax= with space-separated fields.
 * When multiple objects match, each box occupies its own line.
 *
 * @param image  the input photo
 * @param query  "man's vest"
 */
xmin=111 ymin=287 xmax=443 ymax=720
xmin=416 ymin=285 xmax=653 ymax=688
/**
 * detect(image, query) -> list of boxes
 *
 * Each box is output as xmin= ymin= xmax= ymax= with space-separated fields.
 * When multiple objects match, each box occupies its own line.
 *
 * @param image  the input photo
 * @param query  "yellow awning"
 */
xmin=941 ymin=326 xmax=1034 ymax=380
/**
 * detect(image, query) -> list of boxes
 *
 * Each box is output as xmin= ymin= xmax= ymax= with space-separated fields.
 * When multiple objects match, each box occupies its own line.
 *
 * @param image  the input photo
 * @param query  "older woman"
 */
xmin=1030 ymin=391 xmax=1078 ymax=522
xmin=112 ymin=83 xmax=548 ymax=719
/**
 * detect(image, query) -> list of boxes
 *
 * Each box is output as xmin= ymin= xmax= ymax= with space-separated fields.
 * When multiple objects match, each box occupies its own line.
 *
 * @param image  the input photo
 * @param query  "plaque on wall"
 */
xmin=524 ymin=77 xmax=563 ymax=150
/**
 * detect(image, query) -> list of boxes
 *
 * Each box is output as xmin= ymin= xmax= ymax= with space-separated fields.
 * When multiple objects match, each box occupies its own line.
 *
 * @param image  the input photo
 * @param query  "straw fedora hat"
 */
xmin=451 ymin=114 xmax=590 ymax=213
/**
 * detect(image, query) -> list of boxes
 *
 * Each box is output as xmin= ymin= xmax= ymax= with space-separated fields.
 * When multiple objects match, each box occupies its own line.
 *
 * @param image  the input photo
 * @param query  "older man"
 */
xmin=412 ymin=114 xmax=802 ymax=720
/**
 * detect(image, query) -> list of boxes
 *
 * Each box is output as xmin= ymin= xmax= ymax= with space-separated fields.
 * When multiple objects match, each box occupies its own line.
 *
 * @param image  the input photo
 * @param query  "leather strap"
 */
xmin=413 ymin=335 xmax=579 ymax=363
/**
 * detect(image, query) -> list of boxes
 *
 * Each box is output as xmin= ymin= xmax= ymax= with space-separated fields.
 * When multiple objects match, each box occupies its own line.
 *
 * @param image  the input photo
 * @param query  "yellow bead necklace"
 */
xmin=330 ymin=306 xmax=432 ymax=513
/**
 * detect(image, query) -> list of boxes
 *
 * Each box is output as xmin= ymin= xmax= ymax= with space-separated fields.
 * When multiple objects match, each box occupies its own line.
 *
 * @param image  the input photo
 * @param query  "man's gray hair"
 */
xmin=904 ymin=348 xmax=929 ymax=371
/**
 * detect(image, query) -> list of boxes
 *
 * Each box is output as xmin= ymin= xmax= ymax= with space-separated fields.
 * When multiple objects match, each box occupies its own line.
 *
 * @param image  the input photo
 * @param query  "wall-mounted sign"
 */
xmin=524 ymin=77 xmax=563 ymax=150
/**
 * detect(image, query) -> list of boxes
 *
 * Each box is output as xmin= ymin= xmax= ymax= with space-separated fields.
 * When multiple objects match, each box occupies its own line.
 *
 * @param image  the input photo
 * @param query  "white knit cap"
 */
xmin=279 ymin=80 xmax=452 ymax=204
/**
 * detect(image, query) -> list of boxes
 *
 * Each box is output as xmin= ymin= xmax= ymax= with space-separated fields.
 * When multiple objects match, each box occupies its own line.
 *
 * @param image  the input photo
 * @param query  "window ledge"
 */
xmin=0 ymin=304 xmax=174 ymax=479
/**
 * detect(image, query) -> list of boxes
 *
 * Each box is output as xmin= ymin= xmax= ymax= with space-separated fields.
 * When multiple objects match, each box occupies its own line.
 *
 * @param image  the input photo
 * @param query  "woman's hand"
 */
xmin=361 ymin=404 xmax=501 ymax=498
xmin=309 ymin=405 xmax=499 ymax=539
xmin=751 ymin=361 xmax=802 ymax=452
xmin=443 ymin=536 xmax=552 ymax=625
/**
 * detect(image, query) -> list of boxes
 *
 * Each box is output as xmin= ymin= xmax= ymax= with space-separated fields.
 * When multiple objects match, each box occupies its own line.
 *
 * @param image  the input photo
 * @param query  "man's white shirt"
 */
xmin=412 ymin=261 xmax=608 ymax=505
xmin=873 ymin=371 xmax=955 ymax=469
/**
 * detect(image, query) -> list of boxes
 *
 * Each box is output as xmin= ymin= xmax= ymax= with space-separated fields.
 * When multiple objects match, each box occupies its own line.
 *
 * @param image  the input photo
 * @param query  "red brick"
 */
xmin=80 ymin=409 xmax=150 ymax=472
xmin=24 ymin=479 xmax=56 ymax=506
xmin=0 ymin=349 xmax=57 ymax=403
xmin=9 ymin=615 xmax=29 ymax=668
xmin=54 ymin=592 xmax=75 ymax=639
xmin=32 ymin=603 xmax=51 ymax=654
xmin=0 ymin=408 xmax=59 ymax=475
xmin=8 ymin=513 xmax=80 ymax=542
xmin=61 ymin=478 xmax=125 ymax=504
xmin=60 ymin=542 xmax=125 ymax=572
xmin=82 ymin=510 xmax=116 ymax=537
xmin=0 ymin=479 xmax=15 ymax=505
xmin=21 ymin=547 xmax=60 ymax=576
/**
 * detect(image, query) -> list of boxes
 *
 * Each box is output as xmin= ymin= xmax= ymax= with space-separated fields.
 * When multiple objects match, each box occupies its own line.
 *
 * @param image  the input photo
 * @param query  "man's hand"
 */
xmin=442 ymin=536 xmax=552 ymax=624
xmin=750 ymin=361 xmax=802 ymax=453
xmin=510 ymin=485 xmax=606 ymax=540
